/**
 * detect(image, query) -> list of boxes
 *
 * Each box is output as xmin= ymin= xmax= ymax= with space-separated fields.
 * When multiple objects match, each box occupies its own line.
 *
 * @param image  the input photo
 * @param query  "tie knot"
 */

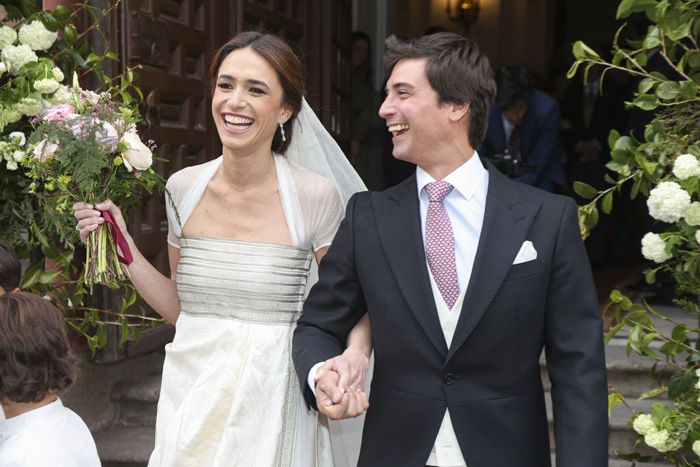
xmin=425 ymin=181 xmax=454 ymax=203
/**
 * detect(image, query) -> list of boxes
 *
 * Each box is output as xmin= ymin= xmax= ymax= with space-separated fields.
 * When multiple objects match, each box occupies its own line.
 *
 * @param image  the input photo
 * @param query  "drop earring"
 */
xmin=279 ymin=120 xmax=286 ymax=142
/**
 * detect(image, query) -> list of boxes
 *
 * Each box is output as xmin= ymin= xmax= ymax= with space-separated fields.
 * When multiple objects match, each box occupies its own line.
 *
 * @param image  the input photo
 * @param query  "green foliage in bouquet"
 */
xmin=569 ymin=0 xmax=700 ymax=464
xmin=0 ymin=1 xmax=162 ymax=354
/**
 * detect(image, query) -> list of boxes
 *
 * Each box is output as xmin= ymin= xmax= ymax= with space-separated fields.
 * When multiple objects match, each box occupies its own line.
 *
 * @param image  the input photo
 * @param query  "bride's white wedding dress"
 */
xmin=148 ymin=154 xmax=344 ymax=467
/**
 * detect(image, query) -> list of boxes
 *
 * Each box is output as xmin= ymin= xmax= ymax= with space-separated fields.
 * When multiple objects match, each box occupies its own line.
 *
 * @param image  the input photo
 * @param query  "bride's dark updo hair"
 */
xmin=209 ymin=32 xmax=306 ymax=154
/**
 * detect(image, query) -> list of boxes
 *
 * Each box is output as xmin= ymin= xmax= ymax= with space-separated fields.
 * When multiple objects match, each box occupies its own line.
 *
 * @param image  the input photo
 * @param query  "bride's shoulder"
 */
xmin=166 ymin=157 xmax=221 ymax=194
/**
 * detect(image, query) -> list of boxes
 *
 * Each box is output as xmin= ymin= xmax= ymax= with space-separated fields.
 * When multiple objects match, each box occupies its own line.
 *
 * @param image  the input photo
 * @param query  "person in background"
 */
xmin=481 ymin=65 xmax=566 ymax=192
xmin=351 ymin=31 xmax=374 ymax=167
xmin=0 ymin=292 xmax=101 ymax=467
xmin=0 ymin=240 xmax=21 ymax=297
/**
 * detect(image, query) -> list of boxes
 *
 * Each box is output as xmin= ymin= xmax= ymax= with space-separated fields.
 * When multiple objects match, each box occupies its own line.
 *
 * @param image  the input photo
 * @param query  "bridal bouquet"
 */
xmin=24 ymin=75 xmax=163 ymax=289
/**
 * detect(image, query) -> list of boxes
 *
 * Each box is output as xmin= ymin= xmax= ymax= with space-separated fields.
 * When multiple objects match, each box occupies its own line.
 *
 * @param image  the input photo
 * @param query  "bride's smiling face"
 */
xmin=212 ymin=47 xmax=291 ymax=155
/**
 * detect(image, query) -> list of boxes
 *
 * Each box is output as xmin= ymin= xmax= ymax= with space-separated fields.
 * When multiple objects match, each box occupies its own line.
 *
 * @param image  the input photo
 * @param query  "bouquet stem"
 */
xmin=84 ymin=223 xmax=130 ymax=292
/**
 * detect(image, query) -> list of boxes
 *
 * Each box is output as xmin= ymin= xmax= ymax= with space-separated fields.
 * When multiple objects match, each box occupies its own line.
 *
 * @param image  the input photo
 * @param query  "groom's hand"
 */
xmin=315 ymin=370 xmax=369 ymax=420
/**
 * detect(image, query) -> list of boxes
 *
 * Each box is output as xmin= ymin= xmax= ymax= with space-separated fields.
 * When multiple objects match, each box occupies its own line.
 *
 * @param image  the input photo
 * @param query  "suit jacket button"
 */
xmin=443 ymin=373 xmax=455 ymax=385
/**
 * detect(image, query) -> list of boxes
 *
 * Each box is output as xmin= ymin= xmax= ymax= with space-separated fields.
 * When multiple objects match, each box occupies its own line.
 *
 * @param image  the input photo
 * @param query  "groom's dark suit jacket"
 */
xmin=293 ymin=159 xmax=607 ymax=467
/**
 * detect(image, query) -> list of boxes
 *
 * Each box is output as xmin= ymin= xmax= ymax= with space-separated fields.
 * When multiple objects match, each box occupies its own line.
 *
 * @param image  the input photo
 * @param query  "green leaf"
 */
xmin=655 ymin=81 xmax=680 ymax=100
xmin=633 ymin=94 xmax=659 ymax=111
xmin=679 ymin=80 xmax=698 ymax=99
xmin=607 ymin=129 xmax=621 ymax=150
xmin=610 ymin=289 xmax=625 ymax=303
xmin=53 ymin=5 xmax=71 ymax=20
xmin=638 ymin=77 xmax=656 ymax=94
xmin=608 ymin=392 xmax=625 ymax=417
xmin=602 ymin=191 xmax=614 ymax=214
xmin=572 ymin=41 xmax=601 ymax=61
xmin=643 ymin=26 xmax=661 ymax=49
xmin=605 ymin=323 xmax=624 ymax=345
xmin=644 ymin=268 xmax=657 ymax=284
xmin=64 ymin=24 xmax=77 ymax=44
xmin=573 ymin=181 xmax=599 ymax=199
xmin=671 ymin=325 xmax=689 ymax=342
xmin=668 ymin=370 xmax=695 ymax=399
xmin=616 ymin=0 xmax=658 ymax=19
xmin=585 ymin=205 xmax=599 ymax=230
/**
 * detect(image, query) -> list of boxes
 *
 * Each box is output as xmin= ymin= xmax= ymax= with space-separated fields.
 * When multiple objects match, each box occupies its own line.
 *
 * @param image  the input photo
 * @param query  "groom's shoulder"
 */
xmin=496 ymin=175 xmax=575 ymax=214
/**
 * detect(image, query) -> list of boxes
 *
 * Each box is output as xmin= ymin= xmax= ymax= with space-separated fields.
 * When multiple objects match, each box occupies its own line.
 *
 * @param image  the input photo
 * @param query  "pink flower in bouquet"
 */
xmin=120 ymin=130 xmax=153 ymax=172
xmin=43 ymin=103 xmax=77 ymax=122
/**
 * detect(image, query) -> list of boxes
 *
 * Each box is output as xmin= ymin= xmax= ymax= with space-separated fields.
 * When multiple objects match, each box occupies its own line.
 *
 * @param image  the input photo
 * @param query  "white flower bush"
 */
xmin=672 ymin=153 xmax=700 ymax=180
xmin=33 ymin=78 xmax=60 ymax=94
xmin=685 ymin=202 xmax=700 ymax=226
xmin=647 ymin=181 xmax=691 ymax=223
xmin=18 ymin=20 xmax=57 ymax=51
xmin=1 ymin=44 xmax=38 ymax=74
xmin=641 ymin=232 xmax=672 ymax=263
xmin=0 ymin=25 xmax=16 ymax=49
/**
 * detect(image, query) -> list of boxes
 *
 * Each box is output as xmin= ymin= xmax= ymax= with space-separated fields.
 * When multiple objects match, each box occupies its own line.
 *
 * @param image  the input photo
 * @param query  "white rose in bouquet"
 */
xmin=80 ymin=89 xmax=101 ymax=107
xmin=95 ymin=121 xmax=119 ymax=152
xmin=32 ymin=139 xmax=60 ymax=163
xmin=641 ymin=232 xmax=672 ymax=263
xmin=18 ymin=20 xmax=58 ymax=51
xmin=647 ymin=181 xmax=691 ymax=223
xmin=8 ymin=131 xmax=26 ymax=147
xmin=672 ymin=153 xmax=700 ymax=180
xmin=120 ymin=131 xmax=153 ymax=172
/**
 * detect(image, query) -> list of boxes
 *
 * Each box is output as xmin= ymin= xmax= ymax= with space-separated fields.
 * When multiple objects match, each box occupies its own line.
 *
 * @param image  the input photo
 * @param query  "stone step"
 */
xmin=94 ymin=425 xmax=153 ymax=467
xmin=111 ymin=374 xmax=161 ymax=427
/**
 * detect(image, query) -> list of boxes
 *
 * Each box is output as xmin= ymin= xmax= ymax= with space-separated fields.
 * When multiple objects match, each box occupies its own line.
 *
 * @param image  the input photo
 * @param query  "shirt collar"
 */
xmin=0 ymin=398 xmax=62 ymax=437
xmin=416 ymin=151 xmax=487 ymax=201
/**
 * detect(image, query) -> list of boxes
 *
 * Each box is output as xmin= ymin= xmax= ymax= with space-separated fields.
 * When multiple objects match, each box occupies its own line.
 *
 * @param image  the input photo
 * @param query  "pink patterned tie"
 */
xmin=425 ymin=181 xmax=459 ymax=309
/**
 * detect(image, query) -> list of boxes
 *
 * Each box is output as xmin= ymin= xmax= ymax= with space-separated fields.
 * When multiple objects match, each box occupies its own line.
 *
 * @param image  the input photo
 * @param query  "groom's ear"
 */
xmin=447 ymin=101 xmax=470 ymax=123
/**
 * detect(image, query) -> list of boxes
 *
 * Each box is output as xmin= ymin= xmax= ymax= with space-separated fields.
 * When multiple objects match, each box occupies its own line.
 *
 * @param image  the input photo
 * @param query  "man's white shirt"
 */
xmin=308 ymin=152 xmax=488 ymax=467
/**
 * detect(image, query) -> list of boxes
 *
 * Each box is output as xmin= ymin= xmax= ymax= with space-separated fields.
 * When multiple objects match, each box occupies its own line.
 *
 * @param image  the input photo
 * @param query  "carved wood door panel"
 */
xmin=117 ymin=0 xmax=225 ymax=274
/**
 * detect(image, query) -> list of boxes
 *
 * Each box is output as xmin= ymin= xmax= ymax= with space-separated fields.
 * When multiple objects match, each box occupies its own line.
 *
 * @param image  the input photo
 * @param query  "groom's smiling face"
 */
xmin=379 ymin=58 xmax=455 ymax=168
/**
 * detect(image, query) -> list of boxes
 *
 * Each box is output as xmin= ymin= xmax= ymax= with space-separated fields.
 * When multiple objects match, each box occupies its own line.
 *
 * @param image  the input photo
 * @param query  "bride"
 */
xmin=74 ymin=32 xmax=370 ymax=467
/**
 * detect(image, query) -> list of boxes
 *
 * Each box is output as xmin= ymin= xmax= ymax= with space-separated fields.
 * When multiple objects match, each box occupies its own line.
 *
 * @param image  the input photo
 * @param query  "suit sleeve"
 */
xmin=544 ymin=198 xmax=608 ymax=467
xmin=293 ymin=193 xmax=368 ymax=409
xmin=519 ymin=100 xmax=562 ymax=187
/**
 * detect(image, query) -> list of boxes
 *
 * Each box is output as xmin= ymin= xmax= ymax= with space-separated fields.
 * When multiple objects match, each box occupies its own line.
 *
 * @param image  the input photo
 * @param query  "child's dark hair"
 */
xmin=0 ymin=240 xmax=21 ymax=293
xmin=0 ymin=292 xmax=76 ymax=403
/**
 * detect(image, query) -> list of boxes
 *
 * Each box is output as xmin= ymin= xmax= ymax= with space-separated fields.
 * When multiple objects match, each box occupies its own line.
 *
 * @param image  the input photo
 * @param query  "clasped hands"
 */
xmin=314 ymin=346 xmax=370 ymax=420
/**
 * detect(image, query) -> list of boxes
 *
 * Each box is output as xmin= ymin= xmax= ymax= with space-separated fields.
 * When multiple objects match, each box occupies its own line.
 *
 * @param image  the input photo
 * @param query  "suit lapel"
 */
xmin=446 ymin=162 xmax=541 ymax=362
xmin=374 ymin=176 xmax=448 ymax=356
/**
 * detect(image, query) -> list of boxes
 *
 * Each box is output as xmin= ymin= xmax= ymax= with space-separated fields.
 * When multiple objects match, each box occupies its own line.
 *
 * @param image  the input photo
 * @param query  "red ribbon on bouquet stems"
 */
xmin=101 ymin=210 xmax=134 ymax=265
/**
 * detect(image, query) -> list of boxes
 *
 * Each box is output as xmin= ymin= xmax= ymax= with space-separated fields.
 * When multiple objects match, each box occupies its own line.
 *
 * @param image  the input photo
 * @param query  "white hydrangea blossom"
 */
xmin=672 ymin=153 xmax=700 ymax=180
xmin=633 ymin=414 xmax=657 ymax=435
xmin=48 ymin=85 xmax=72 ymax=105
xmin=33 ymin=78 xmax=60 ymax=94
xmin=693 ymin=440 xmax=700 ymax=458
xmin=52 ymin=66 xmax=64 ymax=82
xmin=685 ymin=202 xmax=700 ymax=226
xmin=0 ymin=62 xmax=6 ymax=77
xmin=644 ymin=429 xmax=680 ymax=452
xmin=641 ymin=232 xmax=672 ymax=263
xmin=696 ymin=230 xmax=700 ymax=247
xmin=15 ymin=97 xmax=43 ymax=117
xmin=1 ymin=44 xmax=38 ymax=74
xmin=0 ymin=25 xmax=17 ymax=49
xmin=18 ymin=20 xmax=57 ymax=51
xmin=5 ymin=107 xmax=22 ymax=123
xmin=647 ymin=181 xmax=691 ymax=223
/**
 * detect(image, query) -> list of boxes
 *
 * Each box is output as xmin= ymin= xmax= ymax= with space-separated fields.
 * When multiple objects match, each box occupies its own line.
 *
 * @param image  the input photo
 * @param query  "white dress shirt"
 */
xmin=0 ymin=398 xmax=101 ymax=467
xmin=418 ymin=152 xmax=488 ymax=467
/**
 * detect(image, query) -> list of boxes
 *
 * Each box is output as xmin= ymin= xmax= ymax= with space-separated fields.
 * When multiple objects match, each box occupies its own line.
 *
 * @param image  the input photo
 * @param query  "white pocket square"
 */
xmin=513 ymin=240 xmax=537 ymax=265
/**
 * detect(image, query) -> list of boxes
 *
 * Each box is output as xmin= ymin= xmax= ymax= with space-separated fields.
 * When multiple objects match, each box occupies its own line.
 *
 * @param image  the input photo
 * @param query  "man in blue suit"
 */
xmin=481 ymin=65 xmax=565 ymax=192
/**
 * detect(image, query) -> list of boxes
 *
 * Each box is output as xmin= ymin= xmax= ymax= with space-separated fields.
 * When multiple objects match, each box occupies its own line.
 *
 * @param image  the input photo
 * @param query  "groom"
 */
xmin=293 ymin=33 xmax=607 ymax=467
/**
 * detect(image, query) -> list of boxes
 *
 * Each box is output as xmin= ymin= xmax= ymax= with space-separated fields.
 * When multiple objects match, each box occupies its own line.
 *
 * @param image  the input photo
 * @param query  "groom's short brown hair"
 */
xmin=0 ymin=292 xmax=76 ymax=403
xmin=384 ymin=32 xmax=496 ymax=148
